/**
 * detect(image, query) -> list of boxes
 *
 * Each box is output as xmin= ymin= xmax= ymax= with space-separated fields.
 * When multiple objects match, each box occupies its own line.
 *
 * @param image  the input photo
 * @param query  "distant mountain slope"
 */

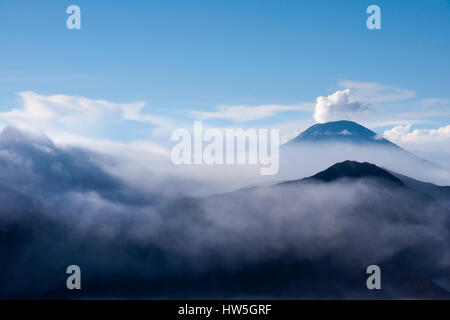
xmin=390 ymin=170 xmax=450 ymax=208
xmin=290 ymin=120 xmax=398 ymax=147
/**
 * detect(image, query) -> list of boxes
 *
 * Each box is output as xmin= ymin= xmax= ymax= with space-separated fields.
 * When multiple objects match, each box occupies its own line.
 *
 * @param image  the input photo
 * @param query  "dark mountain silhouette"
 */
xmin=280 ymin=161 xmax=449 ymax=203
xmin=309 ymin=160 xmax=404 ymax=185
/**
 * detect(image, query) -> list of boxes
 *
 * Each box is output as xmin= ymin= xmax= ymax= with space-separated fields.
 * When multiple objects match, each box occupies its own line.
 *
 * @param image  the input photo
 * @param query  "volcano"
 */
xmin=290 ymin=120 xmax=399 ymax=148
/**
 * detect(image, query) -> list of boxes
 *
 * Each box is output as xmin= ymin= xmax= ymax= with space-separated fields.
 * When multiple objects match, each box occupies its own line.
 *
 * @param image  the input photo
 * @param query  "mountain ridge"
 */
xmin=277 ymin=160 xmax=450 ymax=197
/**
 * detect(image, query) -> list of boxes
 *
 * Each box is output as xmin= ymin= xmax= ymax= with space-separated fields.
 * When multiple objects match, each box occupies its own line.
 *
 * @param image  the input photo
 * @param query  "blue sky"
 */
xmin=0 ymin=0 xmax=449 ymax=152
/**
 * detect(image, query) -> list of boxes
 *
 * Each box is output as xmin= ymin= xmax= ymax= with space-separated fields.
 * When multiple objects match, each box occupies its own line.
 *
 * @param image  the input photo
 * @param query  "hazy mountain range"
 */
xmin=281 ymin=120 xmax=449 ymax=186
xmin=0 ymin=122 xmax=449 ymax=299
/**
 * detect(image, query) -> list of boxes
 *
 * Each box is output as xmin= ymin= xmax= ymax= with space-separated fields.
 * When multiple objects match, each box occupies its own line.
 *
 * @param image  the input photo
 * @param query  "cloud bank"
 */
xmin=384 ymin=124 xmax=450 ymax=146
xmin=0 ymin=127 xmax=449 ymax=298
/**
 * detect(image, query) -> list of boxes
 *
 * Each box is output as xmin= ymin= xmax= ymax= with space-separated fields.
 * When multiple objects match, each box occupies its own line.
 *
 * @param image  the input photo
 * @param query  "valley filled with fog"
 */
xmin=0 ymin=124 xmax=449 ymax=299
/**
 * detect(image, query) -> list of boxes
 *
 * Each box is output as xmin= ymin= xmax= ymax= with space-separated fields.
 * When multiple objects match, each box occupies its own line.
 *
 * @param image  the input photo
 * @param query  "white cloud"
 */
xmin=313 ymin=89 xmax=371 ymax=123
xmin=383 ymin=124 xmax=413 ymax=142
xmin=53 ymin=132 xmax=170 ymax=159
xmin=420 ymin=98 xmax=450 ymax=109
xmin=383 ymin=124 xmax=450 ymax=146
xmin=191 ymin=103 xmax=313 ymax=122
xmin=339 ymin=81 xmax=416 ymax=103
xmin=121 ymin=103 xmax=172 ymax=127
xmin=0 ymin=91 xmax=170 ymax=129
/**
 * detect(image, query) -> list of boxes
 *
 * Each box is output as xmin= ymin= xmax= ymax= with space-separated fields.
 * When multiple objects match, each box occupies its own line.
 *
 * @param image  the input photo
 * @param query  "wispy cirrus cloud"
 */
xmin=190 ymin=103 xmax=313 ymax=122
xmin=121 ymin=103 xmax=172 ymax=127
xmin=420 ymin=98 xmax=450 ymax=109
xmin=339 ymin=80 xmax=416 ymax=103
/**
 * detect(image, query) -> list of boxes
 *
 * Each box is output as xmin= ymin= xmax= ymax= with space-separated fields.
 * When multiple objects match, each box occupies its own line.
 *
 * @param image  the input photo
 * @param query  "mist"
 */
xmin=0 ymin=126 xmax=449 ymax=298
xmin=280 ymin=143 xmax=450 ymax=186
